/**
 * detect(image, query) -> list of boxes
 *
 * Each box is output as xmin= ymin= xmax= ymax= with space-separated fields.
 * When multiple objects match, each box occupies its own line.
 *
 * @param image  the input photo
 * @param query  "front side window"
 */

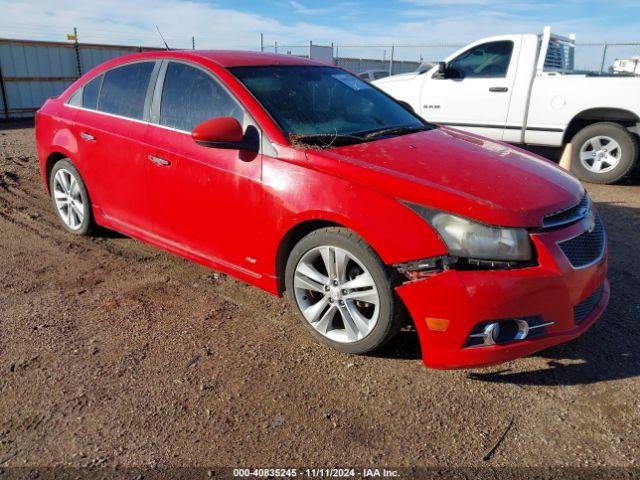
xmin=447 ymin=41 xmax=513 ymax=79
xmin=97 ymin=62 xmax=155 ymax=120
xmin=230 ymin=66 xmax=424 ymax=137
xmin=160 ymin=62 xmax=243 ymax=132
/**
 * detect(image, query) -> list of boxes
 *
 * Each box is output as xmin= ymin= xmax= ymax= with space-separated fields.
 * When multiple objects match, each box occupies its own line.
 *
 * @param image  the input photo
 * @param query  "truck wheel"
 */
xmin=285 ymin=227 xmax=403 ymax=354
xmin=570 ymin=122 xmax=638 ymax=184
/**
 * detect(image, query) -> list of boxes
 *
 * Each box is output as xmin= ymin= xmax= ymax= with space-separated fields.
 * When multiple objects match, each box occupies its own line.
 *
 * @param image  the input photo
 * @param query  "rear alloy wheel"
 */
xmin=50 ymin=159 xmax=93 ymax=235
xmin=570 ymin=122 xmax=638 ymax=184
xmin=285 ymin=227 xmax=402 ymax=354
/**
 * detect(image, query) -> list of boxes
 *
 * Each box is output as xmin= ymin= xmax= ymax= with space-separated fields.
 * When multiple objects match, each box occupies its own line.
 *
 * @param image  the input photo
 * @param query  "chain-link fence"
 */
xmin=264 ymin=41 xmax=640 ymax=75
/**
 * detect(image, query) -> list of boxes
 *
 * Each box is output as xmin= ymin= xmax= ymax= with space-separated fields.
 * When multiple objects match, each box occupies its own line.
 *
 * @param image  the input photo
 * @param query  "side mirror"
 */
xmin=192 ymin=117 xmax=254 ymax=151
xmin=432 ymin=61 xmax=448 ymax=79
xmin=397 ymin=100 xmax=415 ymax=113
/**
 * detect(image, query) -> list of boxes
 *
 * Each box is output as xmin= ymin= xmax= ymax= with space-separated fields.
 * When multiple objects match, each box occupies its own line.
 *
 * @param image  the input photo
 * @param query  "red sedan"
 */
xmin=35 ymin=50 xmax=609 ymax=369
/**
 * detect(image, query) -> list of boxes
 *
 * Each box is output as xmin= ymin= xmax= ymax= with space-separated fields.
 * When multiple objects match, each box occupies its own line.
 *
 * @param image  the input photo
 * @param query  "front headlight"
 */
xmin=403 ymin=203 xmax=532 ymax=261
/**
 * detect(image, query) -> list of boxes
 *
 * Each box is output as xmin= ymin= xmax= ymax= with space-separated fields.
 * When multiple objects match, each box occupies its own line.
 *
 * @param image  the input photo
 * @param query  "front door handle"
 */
xmin=489 ymin=86 xmax=508 ymax=92
xmin=148 ymin=155 xmax=171 ymax=167
xmin=80 ymin=132 xmax=95 ymax=141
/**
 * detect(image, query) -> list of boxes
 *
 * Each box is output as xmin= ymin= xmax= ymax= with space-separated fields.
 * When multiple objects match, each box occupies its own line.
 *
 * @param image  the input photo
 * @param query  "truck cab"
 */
xmin=375 ymin=27 xmax=640 ymax=184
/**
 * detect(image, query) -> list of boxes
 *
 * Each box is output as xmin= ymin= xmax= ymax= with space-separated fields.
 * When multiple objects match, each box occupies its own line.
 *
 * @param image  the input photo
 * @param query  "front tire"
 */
xmin=285 ymin=227 xmax=402 ymax=354
xmin=50 ymin=158 xmax=93 ymax=235
xmin=570 ymin=122 xmax=638 ymax=184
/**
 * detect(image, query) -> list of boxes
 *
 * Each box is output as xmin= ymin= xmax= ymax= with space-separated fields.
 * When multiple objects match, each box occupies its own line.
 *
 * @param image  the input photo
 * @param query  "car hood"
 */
xmin=372 ymin=72 xmax=420 ymax=86
xmin=305 ymin=127 xmax=584 ymax=228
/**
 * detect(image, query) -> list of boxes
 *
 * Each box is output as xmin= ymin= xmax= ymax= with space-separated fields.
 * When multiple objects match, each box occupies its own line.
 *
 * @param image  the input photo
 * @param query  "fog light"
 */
xmin=465 ymin=317 xmax=552 ymax=348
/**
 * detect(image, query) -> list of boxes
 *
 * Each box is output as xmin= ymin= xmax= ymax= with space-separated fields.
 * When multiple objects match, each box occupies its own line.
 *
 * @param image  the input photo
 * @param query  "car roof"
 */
xmin=194 ymin=50 xmax=330 ymax=67
xmin=113 ymin=49 xmax=331 ymax=68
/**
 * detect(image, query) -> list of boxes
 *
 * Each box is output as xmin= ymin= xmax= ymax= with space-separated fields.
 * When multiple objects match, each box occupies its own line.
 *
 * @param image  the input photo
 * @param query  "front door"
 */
xmin=145 ymin=61 xmax=263 ymax=272
xmin=420 ymin=40 xmax=518 ymax=141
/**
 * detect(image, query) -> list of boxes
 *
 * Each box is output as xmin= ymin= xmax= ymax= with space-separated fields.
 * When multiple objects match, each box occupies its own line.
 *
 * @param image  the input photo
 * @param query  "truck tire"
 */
xmin=570 ymin=122 xmax=638 ymax=184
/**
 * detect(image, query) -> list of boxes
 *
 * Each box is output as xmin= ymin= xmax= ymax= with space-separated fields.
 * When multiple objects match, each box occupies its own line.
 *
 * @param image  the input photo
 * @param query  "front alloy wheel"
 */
xmin=294 ymin=245 xmax=380 ymax=343
xmin=285 ymin=227 xmax=402 ymax=354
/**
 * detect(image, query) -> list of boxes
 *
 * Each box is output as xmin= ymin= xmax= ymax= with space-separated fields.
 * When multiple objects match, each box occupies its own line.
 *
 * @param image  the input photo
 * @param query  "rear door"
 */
xmin=71 ymin=61 xmax=159 ymax=234
xmin=420 ymin=39 xmax=519 ymax=140
xmin=145 ymin=60 xmax=263 ymax=270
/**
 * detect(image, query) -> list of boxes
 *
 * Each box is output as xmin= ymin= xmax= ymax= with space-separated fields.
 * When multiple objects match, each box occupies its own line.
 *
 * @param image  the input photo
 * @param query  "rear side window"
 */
xmin=82 ymin=75 xmax=102 ymax=110
xmin=98 ymin=62 xmax=155 ymax=120
xmin=159 ymin=62 xmax=243 ymax=132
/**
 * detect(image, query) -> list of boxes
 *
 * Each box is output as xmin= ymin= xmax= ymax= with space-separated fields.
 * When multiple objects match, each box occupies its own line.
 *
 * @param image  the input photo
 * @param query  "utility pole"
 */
xmin=599 ymin=43 xmax=609 ymax=73
xmin=389 ymin=44 xmax=395 ymax=76
xmin=260 ymin=33 xmax=264 ymax=52
xmin=192 ymin=36 xmax=195 ymax=50
xmin=73 ymin=27 xmax=82 ymax=78
xmin=275 ymin=41 xmax=278 ymax=54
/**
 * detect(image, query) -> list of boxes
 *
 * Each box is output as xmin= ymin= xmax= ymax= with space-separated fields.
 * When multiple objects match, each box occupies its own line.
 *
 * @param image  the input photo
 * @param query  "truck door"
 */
xmin=420 ymin=39 xmax=519 ymax=141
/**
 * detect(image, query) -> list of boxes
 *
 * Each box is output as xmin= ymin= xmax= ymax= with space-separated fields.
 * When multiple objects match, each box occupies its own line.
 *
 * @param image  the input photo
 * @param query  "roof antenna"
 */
xmin=155 ymin=25 xmax=171 ymax=50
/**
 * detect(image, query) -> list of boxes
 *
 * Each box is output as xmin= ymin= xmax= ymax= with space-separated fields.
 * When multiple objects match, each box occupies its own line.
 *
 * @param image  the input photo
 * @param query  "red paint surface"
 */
xmin=36 ymin=50 xmax=608 ymax=369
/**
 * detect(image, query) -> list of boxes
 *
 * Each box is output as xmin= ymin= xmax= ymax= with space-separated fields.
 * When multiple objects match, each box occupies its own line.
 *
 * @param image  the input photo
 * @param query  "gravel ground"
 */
xmin=1 ymin=121 xmax=639 ymax=470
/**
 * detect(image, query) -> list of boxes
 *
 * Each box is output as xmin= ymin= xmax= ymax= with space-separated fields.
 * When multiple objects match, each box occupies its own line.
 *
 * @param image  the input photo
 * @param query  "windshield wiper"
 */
xmin=289 ymin=132 xmax=365 ymax=148
xmin=363 ymin=125 xmax=432 ymax=140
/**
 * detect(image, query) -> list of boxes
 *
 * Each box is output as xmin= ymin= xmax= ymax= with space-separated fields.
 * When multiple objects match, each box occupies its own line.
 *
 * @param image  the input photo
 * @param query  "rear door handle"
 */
xmin=148 ymin=155 xmax=171 ymax=167
xmin=80 ymin=132 xmax=95 ymax=141
xmin=489 ymin=87 xmax=508 ymax=92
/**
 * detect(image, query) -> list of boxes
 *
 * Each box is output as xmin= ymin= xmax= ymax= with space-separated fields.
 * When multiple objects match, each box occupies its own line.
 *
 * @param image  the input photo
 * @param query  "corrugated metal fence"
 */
xmin=0 ymin=38 xmax=161 ymax=119
xmin=0 ymin=37 xmax=419 ymax=120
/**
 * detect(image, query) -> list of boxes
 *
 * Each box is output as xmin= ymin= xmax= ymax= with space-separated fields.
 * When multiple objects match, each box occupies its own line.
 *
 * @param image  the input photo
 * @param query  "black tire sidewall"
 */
xmin=49 ymin=159 xmax=93 ymax=235
xmin=571 ymin=122 xmax=638 ymax=184
xmin=285 ymin=228 xmax=396 ymax=354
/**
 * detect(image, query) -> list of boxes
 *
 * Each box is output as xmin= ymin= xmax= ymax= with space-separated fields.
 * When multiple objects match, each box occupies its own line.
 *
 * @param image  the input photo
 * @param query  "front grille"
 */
xmin=558 ymin=214 xmax=606 ymax=268
xmin=543 ymin=195 xmax=590 ymax=228
xmin=574 ymin=285 xmax=604 ymax=325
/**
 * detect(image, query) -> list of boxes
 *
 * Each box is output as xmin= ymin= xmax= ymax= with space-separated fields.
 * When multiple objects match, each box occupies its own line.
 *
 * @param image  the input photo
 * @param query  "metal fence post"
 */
xmin=389 ymin=45 xmax=395 ymax=75
xmin=599 ymin=43 xmax=609 ymax=73
xmin=0 ymin=60 xmax=9 ymax=120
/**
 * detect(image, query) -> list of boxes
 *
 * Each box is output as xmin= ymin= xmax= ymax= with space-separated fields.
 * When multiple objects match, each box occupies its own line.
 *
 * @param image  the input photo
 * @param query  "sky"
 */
xmin=1 ymin=0 xmax=640 ymax=63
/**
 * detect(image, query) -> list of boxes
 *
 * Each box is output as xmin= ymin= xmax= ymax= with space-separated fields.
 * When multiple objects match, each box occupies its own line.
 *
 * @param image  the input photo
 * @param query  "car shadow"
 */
xmin=0 ymin=118 xmax=35 ymax=131
xmin=374 ymin=202 xmax=640 ymax=386
xmin=91 ymin=225 xmax=127 ymax=239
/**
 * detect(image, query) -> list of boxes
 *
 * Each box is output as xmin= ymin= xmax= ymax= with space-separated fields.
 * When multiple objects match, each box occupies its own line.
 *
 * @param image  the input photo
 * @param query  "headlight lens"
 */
xmin=431 ymin=213 xmax=532 ymax=261
xmin=403 ymin=202 xmax=532 ymax=261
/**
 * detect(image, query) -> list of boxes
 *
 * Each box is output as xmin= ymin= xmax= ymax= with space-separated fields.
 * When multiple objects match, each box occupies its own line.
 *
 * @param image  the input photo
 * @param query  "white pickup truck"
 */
xmin=374 ymin=28 xmax=640 ymax=184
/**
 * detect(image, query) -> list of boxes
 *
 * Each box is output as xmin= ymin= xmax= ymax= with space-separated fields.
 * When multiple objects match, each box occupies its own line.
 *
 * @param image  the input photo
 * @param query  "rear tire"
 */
xmin=50 ymin=158 xmax=93 ymax=235
xmin=570 ymin=122 xmax=638 ymax=184
xmin=285 ymin=227 xmax=402 ymax=354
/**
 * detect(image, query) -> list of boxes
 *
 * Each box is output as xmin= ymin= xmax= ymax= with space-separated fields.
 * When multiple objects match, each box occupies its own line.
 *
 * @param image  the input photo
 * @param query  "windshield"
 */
xmin=229 ymin=66 xmax=425 ymax=140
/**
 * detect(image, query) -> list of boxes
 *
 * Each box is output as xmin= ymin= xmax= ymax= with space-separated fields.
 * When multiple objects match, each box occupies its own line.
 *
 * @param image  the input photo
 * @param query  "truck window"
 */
xmin=447 ymin=41 xmax=513 ymax=79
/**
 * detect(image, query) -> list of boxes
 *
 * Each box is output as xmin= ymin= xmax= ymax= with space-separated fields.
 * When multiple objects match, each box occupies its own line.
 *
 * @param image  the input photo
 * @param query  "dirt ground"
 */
xmin=1 ymin=121 xmax=639 ymax=470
